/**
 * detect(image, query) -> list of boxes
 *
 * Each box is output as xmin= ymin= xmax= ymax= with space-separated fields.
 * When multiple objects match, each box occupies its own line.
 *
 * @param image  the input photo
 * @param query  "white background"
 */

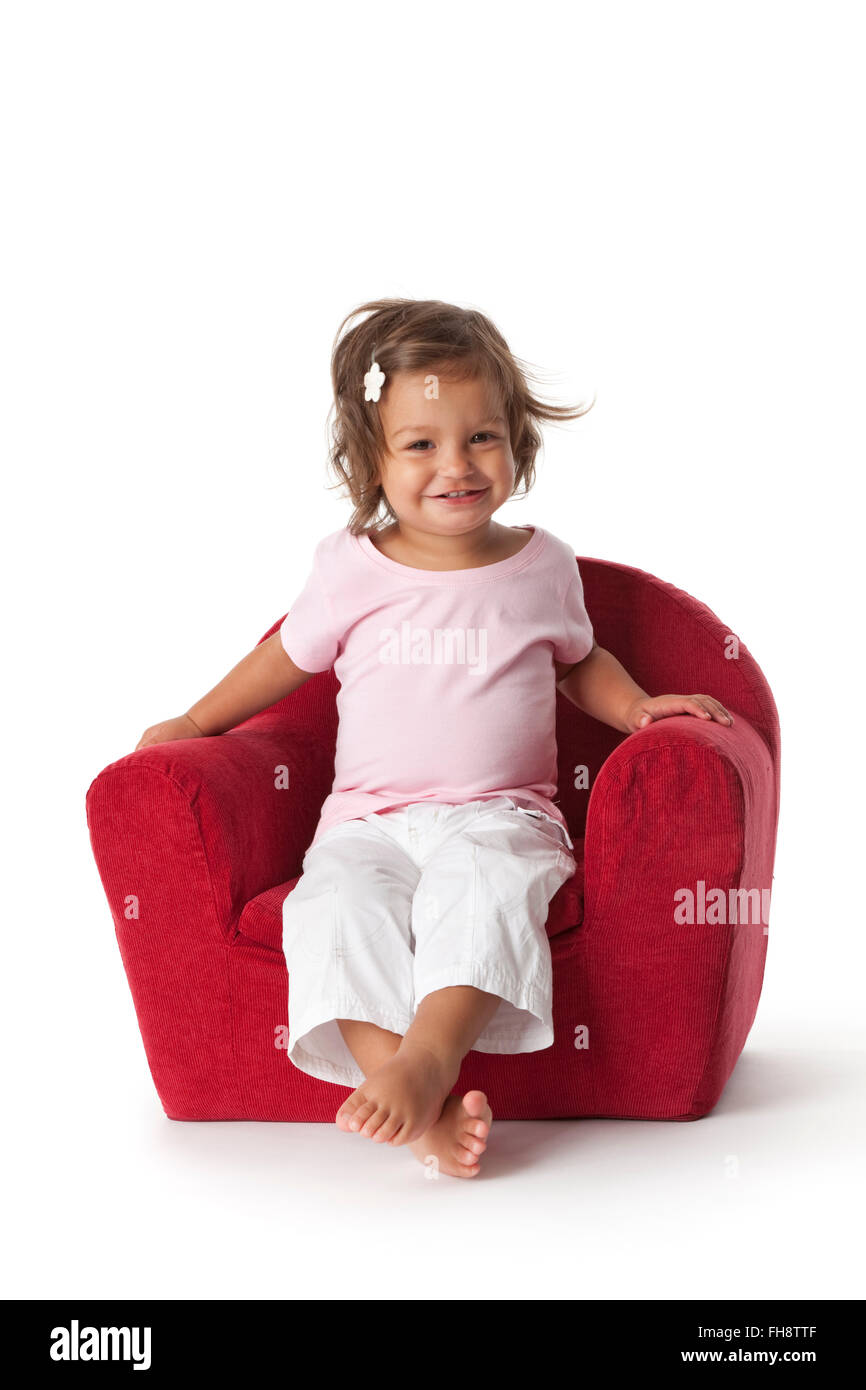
xmin=2 ymin=0 xmax=863 ymax=1301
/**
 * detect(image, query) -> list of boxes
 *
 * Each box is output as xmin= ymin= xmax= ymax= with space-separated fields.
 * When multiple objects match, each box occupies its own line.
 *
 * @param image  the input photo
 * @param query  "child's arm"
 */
xmin=135 ymin=633 xmax=316 ymax=750
xmin=554 ymin=641 xmax=733 ymax=734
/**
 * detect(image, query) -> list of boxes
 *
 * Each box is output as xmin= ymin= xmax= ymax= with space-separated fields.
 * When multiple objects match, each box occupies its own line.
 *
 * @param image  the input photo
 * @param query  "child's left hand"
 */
xmin=624 ymin=694 xmax=733 ymax=732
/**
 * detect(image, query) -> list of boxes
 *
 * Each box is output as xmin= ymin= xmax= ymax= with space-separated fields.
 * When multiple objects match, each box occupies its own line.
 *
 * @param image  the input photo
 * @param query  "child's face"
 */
xmin=374 ymin=369 xmax=516 ymax=535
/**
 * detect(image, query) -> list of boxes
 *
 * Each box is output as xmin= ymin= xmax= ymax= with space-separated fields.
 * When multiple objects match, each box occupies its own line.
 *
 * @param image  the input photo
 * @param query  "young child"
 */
xmin=136 ymin=297 xmax=733 ymax=1178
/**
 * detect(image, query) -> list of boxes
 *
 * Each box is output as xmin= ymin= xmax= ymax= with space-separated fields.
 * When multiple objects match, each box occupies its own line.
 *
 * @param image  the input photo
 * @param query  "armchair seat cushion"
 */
xmin=236 ymin=838 xmax=586 ymax=953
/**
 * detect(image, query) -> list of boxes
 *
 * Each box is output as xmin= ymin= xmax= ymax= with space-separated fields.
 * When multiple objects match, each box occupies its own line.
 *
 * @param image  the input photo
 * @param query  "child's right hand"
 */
xmin=135 ymin=713 xmax=206 ymax=751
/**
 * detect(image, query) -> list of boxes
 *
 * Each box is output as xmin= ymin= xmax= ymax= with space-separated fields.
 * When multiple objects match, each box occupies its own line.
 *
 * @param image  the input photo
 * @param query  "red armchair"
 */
xmin=86 ymin=556 xmax=780 ymax=1122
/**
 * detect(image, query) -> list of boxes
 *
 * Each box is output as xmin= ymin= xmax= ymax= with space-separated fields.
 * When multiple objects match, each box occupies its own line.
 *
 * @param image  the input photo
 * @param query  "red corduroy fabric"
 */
xmin=86 ymin=556 xmax=781 ymax=1122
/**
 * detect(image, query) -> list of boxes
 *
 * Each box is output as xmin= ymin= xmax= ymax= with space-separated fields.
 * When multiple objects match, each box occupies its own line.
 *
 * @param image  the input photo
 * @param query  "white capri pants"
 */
xmin=281 ymin=795 xmax=577 ymax=1088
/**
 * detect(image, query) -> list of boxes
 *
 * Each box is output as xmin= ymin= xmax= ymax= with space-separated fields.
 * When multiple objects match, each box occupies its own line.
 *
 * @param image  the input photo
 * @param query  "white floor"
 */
xmin=7 ymin=1012 xmax=863 ymax=1301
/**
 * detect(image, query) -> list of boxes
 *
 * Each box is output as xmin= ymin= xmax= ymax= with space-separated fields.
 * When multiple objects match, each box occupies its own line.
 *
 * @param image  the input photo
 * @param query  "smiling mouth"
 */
xmin=429 ymin=487 xmax=489 ymax=499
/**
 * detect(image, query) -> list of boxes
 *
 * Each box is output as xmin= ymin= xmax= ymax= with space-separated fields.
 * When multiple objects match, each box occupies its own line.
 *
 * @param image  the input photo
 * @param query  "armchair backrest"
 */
xmin=555 ymin=556 xmax=780 ymax=841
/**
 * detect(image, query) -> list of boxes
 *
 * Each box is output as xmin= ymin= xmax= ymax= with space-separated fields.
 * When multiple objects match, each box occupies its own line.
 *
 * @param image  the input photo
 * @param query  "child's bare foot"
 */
xmin=409 ymin=1090 xmax=493 ymax=1178
xmin=335 ymin=1041 xmax=460 ymax=1146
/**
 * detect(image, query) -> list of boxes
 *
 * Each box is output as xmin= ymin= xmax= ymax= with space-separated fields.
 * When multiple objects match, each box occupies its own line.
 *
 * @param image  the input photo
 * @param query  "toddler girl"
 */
xmin=137 ymin=297 xmax=732 ymax=1178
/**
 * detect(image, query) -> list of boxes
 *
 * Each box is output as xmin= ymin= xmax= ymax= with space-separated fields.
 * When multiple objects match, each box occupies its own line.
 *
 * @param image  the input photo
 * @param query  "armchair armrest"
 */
xmin=583 ymin=711 xmax=778 ymax=937
xmin=86 ymin=720 xmax=335 ymax=1118
xmin=580 ymin=711 xmax=780 ymax=1115
xmin=86 ymin=723 xmax=334 ymax=940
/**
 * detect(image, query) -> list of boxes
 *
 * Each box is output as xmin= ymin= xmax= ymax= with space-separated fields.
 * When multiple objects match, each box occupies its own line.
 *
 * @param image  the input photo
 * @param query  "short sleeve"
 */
xmin=555 ymin=563 xmax=594 ymax=665
xmin=279 ymin=545 xmax=341 ymax=673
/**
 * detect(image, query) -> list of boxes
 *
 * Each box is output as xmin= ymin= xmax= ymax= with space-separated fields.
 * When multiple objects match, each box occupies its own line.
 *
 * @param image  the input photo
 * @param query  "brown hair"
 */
xmin=326 ymin=297 xmax=596 ymax=535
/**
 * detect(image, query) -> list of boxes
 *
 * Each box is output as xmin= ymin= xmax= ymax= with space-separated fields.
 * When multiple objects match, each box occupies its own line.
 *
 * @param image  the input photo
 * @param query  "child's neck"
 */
xmin=368 ymin=519 xmax=531 ymax=571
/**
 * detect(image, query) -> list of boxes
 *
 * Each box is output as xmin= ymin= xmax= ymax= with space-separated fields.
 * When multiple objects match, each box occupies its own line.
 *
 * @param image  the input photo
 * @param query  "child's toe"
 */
xmin=387 ymin=1120 xmax=413 ymax=1147
xmin=462 ymin=1090 xmax=488 ymax=1117
xmin=335 ymin=1102 xmax=359 ymax=1131
xmin=454 ymin=1144 xmax=480 ymax=1165
xmin=374 ymin=1113 xmax=402 ymax=1144
xmin=347 ymin=1099 xmax=377 ymax=1132
xmin=462 ymin=1091 xmax=492 ymax=1132
xmin=360 ymin=1106 xmax=388 ymax=1138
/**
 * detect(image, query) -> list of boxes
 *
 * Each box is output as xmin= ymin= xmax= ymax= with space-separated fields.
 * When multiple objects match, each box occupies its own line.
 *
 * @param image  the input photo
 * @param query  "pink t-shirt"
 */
xmin=280 ymin=523 xmax=594 ymax=850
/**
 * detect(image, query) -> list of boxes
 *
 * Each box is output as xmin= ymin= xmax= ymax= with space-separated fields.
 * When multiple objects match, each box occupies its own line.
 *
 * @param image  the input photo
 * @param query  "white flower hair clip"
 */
xmin=363 ymin=353 xmax=386 ymax=403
